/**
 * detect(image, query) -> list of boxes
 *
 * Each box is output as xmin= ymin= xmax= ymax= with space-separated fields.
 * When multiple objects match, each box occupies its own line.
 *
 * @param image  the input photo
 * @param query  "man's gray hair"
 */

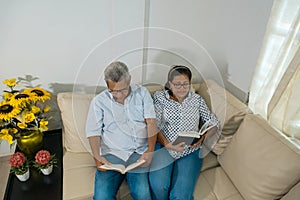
xmin=104 ymin=61 xmax=130 ymax=82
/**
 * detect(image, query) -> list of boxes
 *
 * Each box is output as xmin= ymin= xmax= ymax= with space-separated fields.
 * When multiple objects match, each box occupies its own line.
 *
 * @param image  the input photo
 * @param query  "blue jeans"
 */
xmin=93 ymin=153 xmax=151 ymax=200
xmin=149 ymin=143 xmax=203 ymax=200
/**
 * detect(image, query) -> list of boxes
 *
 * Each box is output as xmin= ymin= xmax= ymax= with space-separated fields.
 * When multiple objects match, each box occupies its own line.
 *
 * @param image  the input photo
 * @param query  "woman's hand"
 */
xmin=166 ymin=141 xmax=186 ymax=152
xmin=139 ymin=149 xmax=153 ymax=167
xmin=190 ymin=126 xmax=218 ymax=148
xmin=190 ymin=135 xmax=206 ymax=148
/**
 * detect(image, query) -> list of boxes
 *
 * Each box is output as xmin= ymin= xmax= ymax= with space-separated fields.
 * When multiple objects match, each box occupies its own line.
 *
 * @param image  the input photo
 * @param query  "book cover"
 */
xmin=98 ymin=159 xmax=146 ymax=174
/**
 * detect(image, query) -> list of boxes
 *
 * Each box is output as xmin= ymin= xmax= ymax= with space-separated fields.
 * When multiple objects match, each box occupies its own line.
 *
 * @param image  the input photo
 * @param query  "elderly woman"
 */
xmin=149 ymin=65 xmax=220 ymax=200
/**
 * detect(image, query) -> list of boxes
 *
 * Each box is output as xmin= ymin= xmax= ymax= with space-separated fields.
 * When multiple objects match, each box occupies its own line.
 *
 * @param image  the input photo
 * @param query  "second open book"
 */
xmin=173 ymin=119 xmax=217 ymax=145
xmin=99 ymin=159 xmax=146 ymax=174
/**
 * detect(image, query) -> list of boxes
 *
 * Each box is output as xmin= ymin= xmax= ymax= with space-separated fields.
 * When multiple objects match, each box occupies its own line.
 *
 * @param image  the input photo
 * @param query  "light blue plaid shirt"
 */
xmin=86 ymin=84 xmax=156 ymax=161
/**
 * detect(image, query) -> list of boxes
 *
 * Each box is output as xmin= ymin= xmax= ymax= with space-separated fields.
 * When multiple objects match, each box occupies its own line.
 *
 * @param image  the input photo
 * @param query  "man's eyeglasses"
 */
xmin=171 ymin=82 xmax=190 ymax=89
xmin=108 ymin=87 xmax=129 ymax=94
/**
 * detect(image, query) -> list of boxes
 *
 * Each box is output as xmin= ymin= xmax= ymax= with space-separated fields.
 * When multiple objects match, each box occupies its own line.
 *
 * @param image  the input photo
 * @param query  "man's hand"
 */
xmin=94 ymin=156 xmax=110 ymax=171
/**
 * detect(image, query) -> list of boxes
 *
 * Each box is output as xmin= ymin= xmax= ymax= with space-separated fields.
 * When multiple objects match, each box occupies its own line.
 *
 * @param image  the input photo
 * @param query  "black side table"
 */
xmin=4 ymin=129 xmax=63 ymax=200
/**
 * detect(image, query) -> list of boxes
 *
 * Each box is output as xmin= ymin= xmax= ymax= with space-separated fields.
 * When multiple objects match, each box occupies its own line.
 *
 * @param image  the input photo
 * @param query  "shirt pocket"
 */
xmin=130 ymin=103 xmax=144 ymax=122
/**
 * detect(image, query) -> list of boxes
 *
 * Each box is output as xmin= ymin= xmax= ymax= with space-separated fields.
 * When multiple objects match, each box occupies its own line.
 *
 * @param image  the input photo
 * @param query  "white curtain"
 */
xmin=249 ymin=0 xmax=300 ymax=141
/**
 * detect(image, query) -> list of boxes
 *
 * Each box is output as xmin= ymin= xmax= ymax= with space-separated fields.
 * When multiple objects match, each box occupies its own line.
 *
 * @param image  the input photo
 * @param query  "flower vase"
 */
xmin=17 ymin=130 xmax=43 ymax=159
xmin=15 ymin=169 xmax=30 ymax=182
xmin=41 ymin=165 xmax=53 ymax=175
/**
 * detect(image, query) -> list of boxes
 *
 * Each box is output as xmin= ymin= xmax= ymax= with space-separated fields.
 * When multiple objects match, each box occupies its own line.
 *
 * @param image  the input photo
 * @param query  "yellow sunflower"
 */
xmin=0 ymin=129 xmax=14 ymax=144
xmin=3 ymin=92 xmax=13 ymax=100
xmin=12 ymin=128 xmax=18 ymax=134
xmin=24 ymin=87 xmax=51 ymax=102
xmin=31 ymin=106 xmax=41 ymax=114
xmin=0 ymin=101 xmax=21 ymax=121
xmin=1 ymin=128 xmax=9 ymax=135
xmin=0 ymin=132 xmax=13 ymax=144
xmin=24 ymin=113 xmax=35 ymax=123
xmin=9 ymin=92 xmax=32 ymax=107
xmin=17 ymin=122 xmax=27 ymax=129
xmin=3 ymin=78 xmax=17 ymax=87
xmin=43 ymin=105 xmax=51 ymax=112
xmin=39 ymin=119 xmax=49 ymax=131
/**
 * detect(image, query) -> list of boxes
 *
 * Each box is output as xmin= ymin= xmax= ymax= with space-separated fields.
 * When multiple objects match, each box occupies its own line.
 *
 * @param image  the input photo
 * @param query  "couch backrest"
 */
xmin=194 ymin=80 xmax=252 ymax=155
xmin=57 ymin=92 xmax=95 ymax=153
xmin=218 ymin=113 xmax=300 ymax=199
xmin=57 ymin=80 xmax=250 ymax=155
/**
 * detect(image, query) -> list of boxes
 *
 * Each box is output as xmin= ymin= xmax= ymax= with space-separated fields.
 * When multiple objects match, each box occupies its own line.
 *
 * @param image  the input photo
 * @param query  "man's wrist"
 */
xmin=147 ymin=145 xmax=155 ymax=152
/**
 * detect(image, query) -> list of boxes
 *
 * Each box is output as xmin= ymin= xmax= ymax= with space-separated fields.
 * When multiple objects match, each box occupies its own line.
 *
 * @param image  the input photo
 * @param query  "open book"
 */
xmin=98 ymin=159 xmax=146 ymax=174
xmin=173 ymin=119 xmax=217 ymax=145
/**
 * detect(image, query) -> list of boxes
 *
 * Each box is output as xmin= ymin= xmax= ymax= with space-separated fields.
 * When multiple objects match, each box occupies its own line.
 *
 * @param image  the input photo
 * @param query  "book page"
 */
xmin=99 ymin=163 xmax=126 ymax=173
xmin=199 ymin=119 xmax=217 ymax=135
xmin=99 ymin=159 xmax=146 ymax=174
xmin=177 ymin=131 xmax=200 ymax=138
xmin=174 ymin=119 xmax=217 ymax=145
xmin=123 ymin=159 xmax=146 ymax=173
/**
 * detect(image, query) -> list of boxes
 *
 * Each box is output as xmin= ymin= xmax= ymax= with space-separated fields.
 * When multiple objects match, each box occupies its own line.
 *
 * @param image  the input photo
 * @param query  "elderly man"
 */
xmin=86 ymin=61 xmax=157 ymax=200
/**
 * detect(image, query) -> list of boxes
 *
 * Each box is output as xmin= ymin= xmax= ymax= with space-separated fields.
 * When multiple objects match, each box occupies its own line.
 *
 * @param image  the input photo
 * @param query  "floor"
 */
xmin=0 ymin=155 xmax=10 ymax=200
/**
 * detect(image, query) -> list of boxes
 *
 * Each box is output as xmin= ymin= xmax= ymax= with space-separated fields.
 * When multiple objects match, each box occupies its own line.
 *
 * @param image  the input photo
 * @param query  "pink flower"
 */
xmin=35 ymin=150 xmax=51 ymax=165
xmin=9 ymin=152 xmax=26 ymax=167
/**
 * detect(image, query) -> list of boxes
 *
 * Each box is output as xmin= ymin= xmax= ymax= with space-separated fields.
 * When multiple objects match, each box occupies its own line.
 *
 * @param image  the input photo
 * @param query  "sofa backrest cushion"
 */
xmin=56 ymin=80 xmax=248 ymax=155
xmin=143 ymin=84 xmax=164 ymax=96
xmin=218 ymin=114 xmax=300 ymax=199
xmin=194 ymin=80 xmax=252 ymax=155
xmin=57 ymin=92 xmax=96 ymax=153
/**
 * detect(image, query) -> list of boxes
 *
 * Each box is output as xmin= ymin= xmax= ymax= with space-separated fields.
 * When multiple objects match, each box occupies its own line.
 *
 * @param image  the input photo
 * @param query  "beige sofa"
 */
xmin=57 ymin=80 xmax=300 ymax=200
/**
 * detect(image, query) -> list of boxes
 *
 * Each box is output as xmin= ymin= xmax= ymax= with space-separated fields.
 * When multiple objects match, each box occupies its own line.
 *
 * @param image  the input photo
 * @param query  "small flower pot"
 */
xmin=16 ymin=169 xmax=30 ymax=182
xmin=41 ymin=165 xmax=53 ymax=175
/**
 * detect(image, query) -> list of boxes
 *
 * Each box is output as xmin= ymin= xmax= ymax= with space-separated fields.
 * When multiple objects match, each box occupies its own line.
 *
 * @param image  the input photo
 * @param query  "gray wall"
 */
xmin=0 ymin=0 xmax=273 ymax=101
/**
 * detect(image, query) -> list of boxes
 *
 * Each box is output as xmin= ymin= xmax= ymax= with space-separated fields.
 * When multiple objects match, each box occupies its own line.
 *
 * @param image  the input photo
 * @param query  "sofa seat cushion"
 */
xmin=63 ymin=152 xmax=95 ymax=200
xmin=63 ymin=151 xmax=132 ymax=200
xmin=194 ymin=166 xmax=243 ymax=200
xmin=201 ymin=152 xmax=219 ymax=172
xmin=281 ymin=181 xmax=300 ymax=200
xmin=218 ymin=114 xmax=300 ymax=200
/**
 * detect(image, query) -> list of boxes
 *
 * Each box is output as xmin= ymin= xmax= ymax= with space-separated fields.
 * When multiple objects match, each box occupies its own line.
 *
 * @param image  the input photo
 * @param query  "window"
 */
xmin=249 ymin=0 xmax=300 ymax=142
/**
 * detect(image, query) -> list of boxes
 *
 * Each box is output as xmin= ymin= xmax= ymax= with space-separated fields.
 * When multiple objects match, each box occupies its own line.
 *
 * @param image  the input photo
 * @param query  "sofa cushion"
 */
xmin=63 ymin=152 xmax=95 ymax=200
xmin=143 ymin=84 xmax=164 ymax=97
xmin=63 ymin=152 xmax=132 ymax=200
xmin=281 ymin=181 xmax=300 ymax=200
xmin=194 ymin=166 xmax=243 ymax=200
xmin=194 ymin=80 xmax=252 ymax=155
xmin=57 ymin=92 xmax=96 ymax=153
xmin=201 ymin=152 xmax=219 ymax=172
xmin=218 ymin=114 xmax=300 ymax=199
